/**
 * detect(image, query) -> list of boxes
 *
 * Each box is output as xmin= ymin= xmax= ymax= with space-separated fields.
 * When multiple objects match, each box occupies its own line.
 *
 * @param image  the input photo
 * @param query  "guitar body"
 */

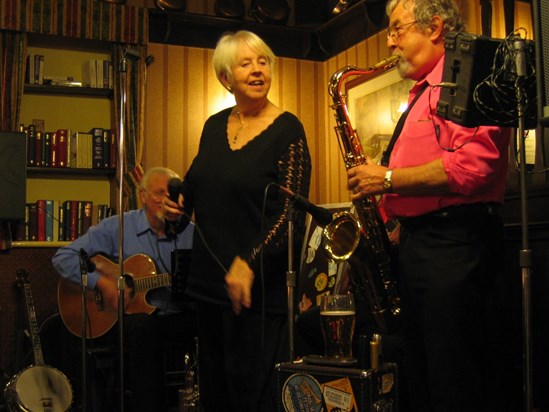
xmin=4 ymin=365 xmax=73 ymax=412
xmin=57 ymin=253 xmax=170 ymax=339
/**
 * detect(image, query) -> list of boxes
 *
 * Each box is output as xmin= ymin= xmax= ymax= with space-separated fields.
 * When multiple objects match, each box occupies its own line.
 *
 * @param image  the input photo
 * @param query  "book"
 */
xmin=89 ymin=127 xmax=104 ymax=169
xmin=27 ymin=124 xmax=36 ymax=166
xmin=35 ymin=130 xmax=43 ymax=167
xmin=58 ymin=202 xmax=65 ymax=241
xmin=43 ymin=132 xmax=51 ymax=167
xmin=56 ymin=129 xmax=69 ymax=167
xmin=96 ymin=60 xmax=104 ymax=90
xmin=28 ymin=202 xmax=38 ymax=241
xmin=102 ymin=60 xmax=111 ymax=89
xmin=36 ymin=55 xmax=44 ymax=85
xmin=84 ymin=132 xmax=93 ymax=168
xmin=45 ymin=199 xmax=54 ymax=241
xmin=50 ymin=131 xmax=57 ymax=167
xmin=82 ymin=59 xmax=97 ymax=88
xmin=102 ymin=129 xmax=111 ymax=168
xmin=110 ymin=129 xmax=117 ymax=169
xmin=82 ymin=200 xmax=93 ymax=235
xmin=36 ymin=199 xmax=46 ymax=241
xmin=26 ymin=54 xmax=35 ymax=84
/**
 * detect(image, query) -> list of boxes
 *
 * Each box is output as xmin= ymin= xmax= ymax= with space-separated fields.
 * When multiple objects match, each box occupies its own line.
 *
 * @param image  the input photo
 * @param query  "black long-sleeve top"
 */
xmin=183 ymin=107 xmax=312 ymax=314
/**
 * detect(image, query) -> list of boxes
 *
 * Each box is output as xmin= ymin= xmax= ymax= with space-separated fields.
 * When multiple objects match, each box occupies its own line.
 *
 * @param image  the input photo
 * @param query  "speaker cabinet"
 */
xmin=436 ymin=32 xmax=537 ymax=129
xmin=0 ymin=131 xmax=26 ymax=221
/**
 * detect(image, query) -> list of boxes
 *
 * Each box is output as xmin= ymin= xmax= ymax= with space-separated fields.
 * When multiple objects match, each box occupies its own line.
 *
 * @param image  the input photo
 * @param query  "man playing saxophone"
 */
xmin=347 ymin=1 xmax=510 ymax=411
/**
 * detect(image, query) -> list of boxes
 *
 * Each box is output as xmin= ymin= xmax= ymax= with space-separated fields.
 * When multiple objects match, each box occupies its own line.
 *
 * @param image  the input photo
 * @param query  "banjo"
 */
xmin=4 ymin=269 xmax=73 ymax=412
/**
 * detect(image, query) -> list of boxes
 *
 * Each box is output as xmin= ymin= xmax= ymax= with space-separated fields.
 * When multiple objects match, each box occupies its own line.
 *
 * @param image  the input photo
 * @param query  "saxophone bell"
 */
xmin=322 ymin=211 xmax=361 ymax=261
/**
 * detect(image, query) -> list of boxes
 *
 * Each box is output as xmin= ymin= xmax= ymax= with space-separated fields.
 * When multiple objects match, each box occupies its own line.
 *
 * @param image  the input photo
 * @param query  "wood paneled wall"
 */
xmin=143 ymin=0 xmax=533 ymax=204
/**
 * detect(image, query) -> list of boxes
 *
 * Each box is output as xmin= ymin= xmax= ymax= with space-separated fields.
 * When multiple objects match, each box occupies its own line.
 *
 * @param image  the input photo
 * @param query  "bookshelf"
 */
xmin=17 ymin=34 xmax=116 ymax=246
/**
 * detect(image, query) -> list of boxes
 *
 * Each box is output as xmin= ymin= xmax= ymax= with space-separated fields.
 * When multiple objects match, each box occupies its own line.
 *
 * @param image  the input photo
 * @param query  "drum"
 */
xmin=4 ymin=365 xmax=73 ymax=412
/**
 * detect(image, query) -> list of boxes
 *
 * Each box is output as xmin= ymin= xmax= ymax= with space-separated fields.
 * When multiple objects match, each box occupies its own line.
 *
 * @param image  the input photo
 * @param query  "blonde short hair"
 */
xmin=212 ymin=30 xmax=276 ymax=89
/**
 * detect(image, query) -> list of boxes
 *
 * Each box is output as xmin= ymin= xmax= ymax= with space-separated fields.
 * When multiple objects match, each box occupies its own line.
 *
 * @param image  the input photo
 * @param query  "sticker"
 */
xmin=322 ymin=377 xmax=358 ymax=412
xmin=306 ymin=246 xmax=316 ymax=264
xmin=282 ymin=373 xmax=324 ymax=412
xmin=314 ymin=273 xmax=328 ymax=291
xmin=309 ymin=226 xmax=323 ymax=249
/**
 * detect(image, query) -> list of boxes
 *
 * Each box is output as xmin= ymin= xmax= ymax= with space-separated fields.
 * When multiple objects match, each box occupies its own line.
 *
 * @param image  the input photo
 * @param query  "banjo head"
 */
xmin=4 ymin=365 xmax=73 ymax=412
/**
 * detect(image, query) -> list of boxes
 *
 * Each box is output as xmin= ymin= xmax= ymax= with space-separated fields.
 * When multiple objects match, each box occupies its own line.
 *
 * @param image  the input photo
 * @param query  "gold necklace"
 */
xmin=233 ymin=110 xmax=243 ymax=144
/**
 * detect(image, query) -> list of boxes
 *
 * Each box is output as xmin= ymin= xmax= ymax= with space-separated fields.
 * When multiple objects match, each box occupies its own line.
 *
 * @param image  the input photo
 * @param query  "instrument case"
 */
xmin=276 ymin=361 xmax=398 ymax=412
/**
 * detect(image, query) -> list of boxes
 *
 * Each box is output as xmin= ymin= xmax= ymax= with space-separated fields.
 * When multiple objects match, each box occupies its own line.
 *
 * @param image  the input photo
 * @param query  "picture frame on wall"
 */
xmin=346 ymin=67 xmax=415 ymax=165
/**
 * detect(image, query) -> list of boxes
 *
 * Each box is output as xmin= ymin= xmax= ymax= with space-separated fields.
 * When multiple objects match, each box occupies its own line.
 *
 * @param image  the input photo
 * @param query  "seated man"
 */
xmin=52 ymin=166 xmax=196 ymax=412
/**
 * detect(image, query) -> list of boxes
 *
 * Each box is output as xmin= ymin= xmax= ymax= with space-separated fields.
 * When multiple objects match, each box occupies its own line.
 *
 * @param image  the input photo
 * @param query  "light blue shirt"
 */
xmin=52 ymin=208 xmax=194 ymax=315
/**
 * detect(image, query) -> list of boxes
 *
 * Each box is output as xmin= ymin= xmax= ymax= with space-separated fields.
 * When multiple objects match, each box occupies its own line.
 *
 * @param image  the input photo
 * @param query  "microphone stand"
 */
xmin=116 ymin=46 xmax=139 ymax=412
xmin=513 ymin=38 xmax=533 ymax=412
xmin=79 ymin=250 xmax=88 ymax=412
xmin=285 ymin=204 xmax=296 ymax=361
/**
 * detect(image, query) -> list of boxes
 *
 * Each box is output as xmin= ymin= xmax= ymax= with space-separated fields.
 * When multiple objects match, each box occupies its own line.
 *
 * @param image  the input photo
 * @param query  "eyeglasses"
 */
xmin=386 ymin=20 xmax=419 ymax=42
xmin=143 ymin=189 xmax=167 ymax=201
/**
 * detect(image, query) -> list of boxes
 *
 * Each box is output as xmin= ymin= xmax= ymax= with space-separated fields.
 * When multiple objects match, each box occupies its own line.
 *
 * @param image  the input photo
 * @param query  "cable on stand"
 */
xmin=285 ymin=203 xmax=296 ymax=361
xmin=116 ymin=46 xmax=140 ymax=412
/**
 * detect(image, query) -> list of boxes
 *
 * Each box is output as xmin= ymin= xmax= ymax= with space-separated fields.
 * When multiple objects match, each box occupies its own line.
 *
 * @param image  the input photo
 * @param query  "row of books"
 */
xmin=13 ymin=200 xmax=115 ymax=242
xmin=26 ymin=54 xmax=45 ymax=85
xmin=26 ymin=54 xmax=113 ymax=88
xmin=22 ymin=124 xmax=117 ymax=169
xmin=82 ymin=59 xmax=114 ymax=89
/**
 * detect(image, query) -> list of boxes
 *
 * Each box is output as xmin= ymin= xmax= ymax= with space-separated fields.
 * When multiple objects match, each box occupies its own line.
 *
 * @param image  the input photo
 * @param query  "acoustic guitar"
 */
xmin=57 ymin=253 xmax=172 ymax=339
xmin=4 ymin=270 xmax=73 ymax=412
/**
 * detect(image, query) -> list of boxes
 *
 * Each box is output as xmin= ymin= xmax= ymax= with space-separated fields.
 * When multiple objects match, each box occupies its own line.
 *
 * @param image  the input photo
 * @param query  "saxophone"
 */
xmin=324 ymin=55 xmax=401 ymax=334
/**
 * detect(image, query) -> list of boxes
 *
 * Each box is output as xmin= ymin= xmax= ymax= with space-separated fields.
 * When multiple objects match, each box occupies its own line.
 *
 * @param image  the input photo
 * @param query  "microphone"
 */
xmin=512 ymin=38 xmax=527 ymax=78
xmin=79 ymin=248 xmax=95 ymax=273
xmin=166 ymin=178 xmax=190 ymax=237
xmin=123 ymin=47 xmax=141 ymax=61
xmin=275 ymin=184 xmax=333 ymax=226
xmin=168 ymin=177 xmax=184 ymax=202
xmin=331 ymin=0 xmax=350 ymax=14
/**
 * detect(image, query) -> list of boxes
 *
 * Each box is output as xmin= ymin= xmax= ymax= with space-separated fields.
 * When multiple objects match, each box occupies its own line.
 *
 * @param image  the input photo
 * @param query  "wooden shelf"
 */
xmin=12 ymin=241 xmax=69 ymax=248
xmin=27 ymin=167 xmax=115 ymax=178
xmin=24 ymin=83 xmax=113 ymax=98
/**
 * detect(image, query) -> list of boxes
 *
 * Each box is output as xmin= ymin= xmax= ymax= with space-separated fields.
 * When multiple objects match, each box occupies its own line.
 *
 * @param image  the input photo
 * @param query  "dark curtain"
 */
xmin=112 ymin=44 xmax=147 ymax=212
xmin=0 ymin=30 xmax=26 ymax=249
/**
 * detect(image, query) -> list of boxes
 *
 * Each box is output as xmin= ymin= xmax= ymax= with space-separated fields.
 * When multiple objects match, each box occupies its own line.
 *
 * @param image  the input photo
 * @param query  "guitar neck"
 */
xmin=133 ymin=273 xmax=171 ymax=293
xmin=22 ymin=283 xmax=45 ymax=366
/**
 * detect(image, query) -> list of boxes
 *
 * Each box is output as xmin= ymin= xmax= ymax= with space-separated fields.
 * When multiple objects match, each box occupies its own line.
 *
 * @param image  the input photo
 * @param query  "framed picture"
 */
xmin=346 ymin=67 xmax=415 ymax=165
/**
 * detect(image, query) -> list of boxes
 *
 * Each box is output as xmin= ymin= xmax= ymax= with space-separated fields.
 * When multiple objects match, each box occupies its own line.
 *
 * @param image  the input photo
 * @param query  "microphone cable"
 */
xmin=473 ymin=28 xmax=537 ymax=127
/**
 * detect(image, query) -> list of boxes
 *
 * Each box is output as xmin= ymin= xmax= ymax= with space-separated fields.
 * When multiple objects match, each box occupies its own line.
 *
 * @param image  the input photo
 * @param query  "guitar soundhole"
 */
xmin=124 ymin=275 xmax=136 ymax=300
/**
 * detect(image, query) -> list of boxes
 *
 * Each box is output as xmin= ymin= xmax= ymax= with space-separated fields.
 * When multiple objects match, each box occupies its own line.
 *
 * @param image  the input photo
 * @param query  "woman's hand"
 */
xmin=162 ymin=193 xmax=184 ymax=222
xmin=225 ymin=256 xmax=255 ymax=315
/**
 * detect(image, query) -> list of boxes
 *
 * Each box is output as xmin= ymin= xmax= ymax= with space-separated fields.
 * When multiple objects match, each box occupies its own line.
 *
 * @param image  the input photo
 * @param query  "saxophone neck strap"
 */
xmin=380 ymin=82 xmax=429 ymax=167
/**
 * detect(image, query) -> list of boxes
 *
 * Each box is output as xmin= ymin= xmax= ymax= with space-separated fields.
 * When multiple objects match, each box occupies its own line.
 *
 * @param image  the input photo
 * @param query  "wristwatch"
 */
xmin=383 ymin=169 xmax=394 ymax=193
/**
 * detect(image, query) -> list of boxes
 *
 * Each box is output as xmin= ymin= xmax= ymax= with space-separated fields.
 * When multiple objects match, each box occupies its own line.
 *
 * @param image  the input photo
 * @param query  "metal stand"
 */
xmin=285 ymin=204 xmax=296 ymax=361
xmin=78 ymin=250 xmax=89 ymax=412
xmin=513 ymin=38 xmax=533 ymax=412
xmin=116 ymin=46 xmax=140 ymax=412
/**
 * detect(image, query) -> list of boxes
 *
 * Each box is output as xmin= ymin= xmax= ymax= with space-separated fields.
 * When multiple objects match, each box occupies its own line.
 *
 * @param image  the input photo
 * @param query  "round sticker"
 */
xmin=314 ymin=273 xmax=328 ymax=291
xmin=282 ymin=373 xmax=323 ymax=412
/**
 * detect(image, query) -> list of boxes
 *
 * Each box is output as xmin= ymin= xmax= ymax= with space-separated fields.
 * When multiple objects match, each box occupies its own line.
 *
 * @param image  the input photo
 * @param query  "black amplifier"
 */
xmin=276 ymin=361 xmax=398 ymax=412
